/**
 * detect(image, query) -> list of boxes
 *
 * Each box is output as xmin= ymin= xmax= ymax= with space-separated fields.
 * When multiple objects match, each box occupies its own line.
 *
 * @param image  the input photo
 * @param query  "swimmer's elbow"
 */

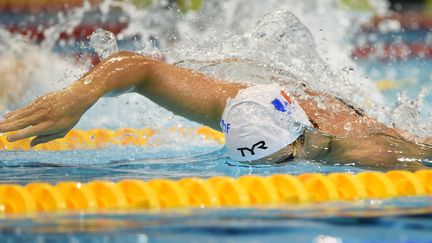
xmin=106 ymin=51 xmax=160 ymax=65
xmin=100 ymin=51 xmax=160 ymax=91
xmin=108 ymin=50 xmax=140 ymax=58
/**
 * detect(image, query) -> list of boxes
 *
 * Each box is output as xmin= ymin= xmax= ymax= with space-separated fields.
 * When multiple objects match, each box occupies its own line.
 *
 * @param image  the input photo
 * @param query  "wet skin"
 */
xmin=0 ymin=51 xmax=430 ymax=170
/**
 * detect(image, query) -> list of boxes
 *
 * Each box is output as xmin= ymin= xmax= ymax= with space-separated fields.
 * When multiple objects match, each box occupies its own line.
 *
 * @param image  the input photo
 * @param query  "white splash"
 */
xmin=89 ymin=28 xmax=119 ymax=59
xmin=0 ymin=29 xmax=83 ymax=111
xmin=2 ymin=0 xmax=431 ymax=142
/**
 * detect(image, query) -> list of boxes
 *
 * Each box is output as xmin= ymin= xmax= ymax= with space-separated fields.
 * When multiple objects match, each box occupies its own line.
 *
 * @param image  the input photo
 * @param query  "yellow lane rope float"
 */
xmin=0 ymin=170 xmax=431 ymax=214
xmin=0 ymin=127 xmax=224 ymax=151
xmin=1 ymin=129 xmax=432 ymax=214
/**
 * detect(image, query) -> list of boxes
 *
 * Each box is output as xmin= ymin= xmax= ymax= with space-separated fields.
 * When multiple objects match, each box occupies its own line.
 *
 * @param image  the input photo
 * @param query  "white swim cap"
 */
xmin=220 ymin=83 xmax=311 ymax=162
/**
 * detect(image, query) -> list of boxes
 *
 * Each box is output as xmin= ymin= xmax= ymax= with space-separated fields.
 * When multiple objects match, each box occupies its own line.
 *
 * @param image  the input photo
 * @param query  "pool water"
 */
xmin=0 ymin=146 xmax=365 ymax=184
xmin=1 ymin=205 xmax=432 ymax=243
xmin=1 ymin=145 xmax=432 ymax=243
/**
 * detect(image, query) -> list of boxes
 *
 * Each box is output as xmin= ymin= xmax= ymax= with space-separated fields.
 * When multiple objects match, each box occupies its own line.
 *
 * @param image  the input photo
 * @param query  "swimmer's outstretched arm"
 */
xmin=298 ymin=130 xmax=430 ymax=171
xmin=0 ymin=51 xmax=245 ymax=146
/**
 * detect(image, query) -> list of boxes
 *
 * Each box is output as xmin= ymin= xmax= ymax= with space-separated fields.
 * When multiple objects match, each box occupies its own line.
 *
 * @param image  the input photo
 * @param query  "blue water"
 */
xmin=1 ymin=206 xmax=432 ymax=243
xmin=355 ymin=26 xmax=432 ymax=116
xmin=358 ymin=58 xmax=432 ymax=114
xmin=0 ymin=145 xmax=364 ymax=184
xmin=1 ymin=146 xmax=432 ymax=242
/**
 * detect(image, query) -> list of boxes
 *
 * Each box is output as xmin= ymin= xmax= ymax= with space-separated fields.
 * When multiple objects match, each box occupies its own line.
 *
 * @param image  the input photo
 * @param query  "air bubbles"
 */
xmin=89 ymin=28 xmax=119 ymax=60
xmin=391 ymin=88 xmax=431 ymax=137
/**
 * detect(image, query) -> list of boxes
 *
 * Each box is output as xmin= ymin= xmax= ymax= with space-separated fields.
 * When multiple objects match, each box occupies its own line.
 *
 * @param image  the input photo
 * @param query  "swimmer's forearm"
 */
xmin=0 ymin=52 xmax=169 ymax=144
xmin=0 ymin=51 xmax=242 ymax=144
xmin=72 ymin=51 xmax=157 ymax=100
xmin=71 ymin=51 xmax=245 ymax=129
xmin=322 ymin=135 xmax=428 ymax=170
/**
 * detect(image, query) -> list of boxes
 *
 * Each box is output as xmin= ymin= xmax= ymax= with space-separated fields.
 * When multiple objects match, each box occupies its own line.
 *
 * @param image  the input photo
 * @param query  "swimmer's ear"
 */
xmin=30 ymin=131 xmax=69 ymax=147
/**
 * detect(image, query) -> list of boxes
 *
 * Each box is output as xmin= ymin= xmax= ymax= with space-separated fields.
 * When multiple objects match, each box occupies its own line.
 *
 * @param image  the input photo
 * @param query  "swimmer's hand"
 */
xmin=0 ymin=51 xmax=244 ymax=146
xmin=0 ymin=87 xmax=98 ymax=146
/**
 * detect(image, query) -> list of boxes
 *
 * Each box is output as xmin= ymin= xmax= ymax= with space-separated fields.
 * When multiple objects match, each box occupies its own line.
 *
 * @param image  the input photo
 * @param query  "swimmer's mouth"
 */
xmin=274 ymin=152 xmax=295 ymax=164
xmin=274 ymin=133 xmax=305 ymax=165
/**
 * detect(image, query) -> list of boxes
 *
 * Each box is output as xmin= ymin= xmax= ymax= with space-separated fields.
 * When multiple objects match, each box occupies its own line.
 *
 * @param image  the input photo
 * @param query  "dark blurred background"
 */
xmin=389 ymin=0 xmax=432 ymax=11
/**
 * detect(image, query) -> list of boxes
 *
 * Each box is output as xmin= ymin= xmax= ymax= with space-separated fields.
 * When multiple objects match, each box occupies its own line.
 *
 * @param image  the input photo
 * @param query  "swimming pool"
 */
xmin=1 ymin=0 xmax=432 ymax=242
xmin=1 ymin=143 xmax=432 ymax=242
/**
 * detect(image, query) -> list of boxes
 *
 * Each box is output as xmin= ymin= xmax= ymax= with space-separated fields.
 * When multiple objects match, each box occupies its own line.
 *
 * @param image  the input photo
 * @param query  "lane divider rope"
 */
xmin=0 ymin=127 xmax=225 ymax=151
xmin=0 ymin=170 xmax=431 ymax=214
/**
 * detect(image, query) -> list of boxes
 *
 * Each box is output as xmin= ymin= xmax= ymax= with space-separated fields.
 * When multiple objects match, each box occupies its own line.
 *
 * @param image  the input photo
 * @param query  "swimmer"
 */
xmin=0 ymin=51 xmax=431 ymax=171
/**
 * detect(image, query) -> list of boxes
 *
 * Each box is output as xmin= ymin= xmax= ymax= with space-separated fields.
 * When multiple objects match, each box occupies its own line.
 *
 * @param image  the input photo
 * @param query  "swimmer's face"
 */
xmin=245 ymin=143 xmax=296 ymax=165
